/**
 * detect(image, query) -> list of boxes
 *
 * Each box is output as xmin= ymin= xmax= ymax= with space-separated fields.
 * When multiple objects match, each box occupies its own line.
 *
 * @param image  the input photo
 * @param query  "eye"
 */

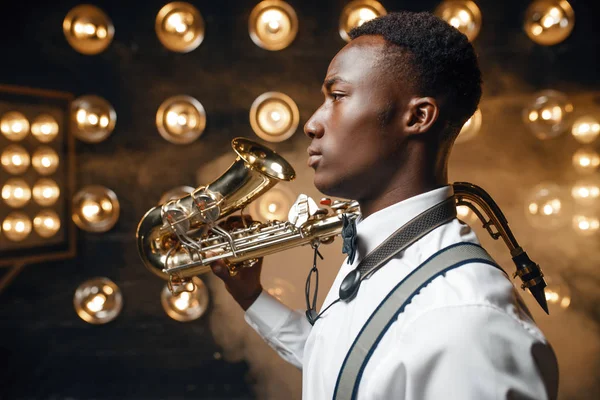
xmin=331 ymin=92 xmax=344 ymax=101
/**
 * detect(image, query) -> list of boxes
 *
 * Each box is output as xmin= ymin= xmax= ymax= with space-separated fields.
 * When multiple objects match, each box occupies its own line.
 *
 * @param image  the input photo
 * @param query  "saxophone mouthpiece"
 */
xmin=512 ymin=249 xmax=549 ymax=314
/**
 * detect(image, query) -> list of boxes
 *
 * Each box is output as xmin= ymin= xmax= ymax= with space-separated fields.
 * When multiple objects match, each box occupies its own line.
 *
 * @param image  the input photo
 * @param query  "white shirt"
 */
xmin=245 ymin=186 xmax=559 ymax=400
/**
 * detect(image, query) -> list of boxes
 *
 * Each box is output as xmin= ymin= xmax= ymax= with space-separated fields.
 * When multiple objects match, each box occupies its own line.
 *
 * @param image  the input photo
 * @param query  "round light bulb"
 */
xmin=72 ymin=185 xmax=120 ymax=232
xmin=543 ymin=274 xmax=571 ymax=313
xmin=525 ymin=182 xmax=570 ymax=229
xmin=572 ymin=214 xmax=599 ymax=236
xmin=72 ymin=95 xmax=116 ymax=143
xmin=2 ymin=178 xmax=32 ymax=208
xmin=339 ymin=1 xmax=387 ymax=42
xmin=1 ymin=145 xmax=30 ymax=175
xmin=2 ymin=212 xmax=32 ymax=242
xmin=571 ymin=179 xmax=600 ymax=205
xmin=249 ymin=1 xmax=298 ymax=50
xmin=33 ymin=210 xmax=61 ymax=238
xmin=250 ymin=92 xmax=299 ymax=142
xmin=434 ymin=0 xmax=482 ymax=42
xmin=156 ymin=95 xmax=206 ymax=144
xmin=249 ymin=185 xmax=295 ymax=221
xmin=31 ymin=114 xmax=59 ymax=143
xmin=572 ymin=148 xmax=600 ymax=174
xmin=524 ymin=0 xmax=575 ymax=46
xmin=32 ymin=147 xmax=60 ymax=175
xmin=63 ymin=5 xmax=114 ymax=55
xmin=74 ymin=278 xmax=123 ymax=324
xmin=32 ymin=179 xmax=60 ymax=207
xmin=156 ymin=2 xmax=204 ymax=53
xmin=161 ymin=277 xmax=209 ymax=322
xmin=571 ymin=116 xmax=600 ymax=144
xmin=1 ymin=111 xmax=30 ymax=141
xmin=523 ymin=90 xmax=574 ymax=140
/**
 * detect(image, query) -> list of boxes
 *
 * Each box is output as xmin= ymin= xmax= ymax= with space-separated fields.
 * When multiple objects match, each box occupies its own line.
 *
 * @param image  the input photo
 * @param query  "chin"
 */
xmin=313 ymin=173 xmax=357 ymax=200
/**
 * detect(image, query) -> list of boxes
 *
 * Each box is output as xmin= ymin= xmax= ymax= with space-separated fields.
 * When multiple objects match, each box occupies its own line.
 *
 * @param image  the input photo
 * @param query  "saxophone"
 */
xmin=136 ymin=138 xmax=549 ymax=313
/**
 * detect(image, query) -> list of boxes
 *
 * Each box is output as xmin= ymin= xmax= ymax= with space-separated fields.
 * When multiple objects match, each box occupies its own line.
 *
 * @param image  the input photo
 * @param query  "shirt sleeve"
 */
xmin=244 ymin=290 xmax=313 ymax=369
xmin=365 ymin=304 xmax=559 ymax=400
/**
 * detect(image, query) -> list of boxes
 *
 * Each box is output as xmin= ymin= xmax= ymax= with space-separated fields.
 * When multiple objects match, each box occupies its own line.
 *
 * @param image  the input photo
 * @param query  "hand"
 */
xmin=209 ymin=256 xmax=264 ymax=311
xmin=208 ymin=214 xmax=264 ymax=311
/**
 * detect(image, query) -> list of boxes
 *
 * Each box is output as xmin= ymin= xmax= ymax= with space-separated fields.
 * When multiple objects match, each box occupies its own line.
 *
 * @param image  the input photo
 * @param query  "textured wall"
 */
xmin=0 ymin=0 xmax=599 ymax=399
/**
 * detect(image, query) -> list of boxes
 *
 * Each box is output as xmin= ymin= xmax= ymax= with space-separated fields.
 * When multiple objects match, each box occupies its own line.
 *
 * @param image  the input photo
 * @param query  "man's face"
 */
xmin=304 ymin=35 xmax=411 ymax=201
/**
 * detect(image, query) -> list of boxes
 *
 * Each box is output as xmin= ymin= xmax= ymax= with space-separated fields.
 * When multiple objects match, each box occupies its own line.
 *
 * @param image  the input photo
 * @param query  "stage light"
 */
xmin=72 ymin=95 xmax=116 ymax=143
xmin=572 ymin=148 xmax=600 ymax=174
xmin=63 ymin=4 xmax=114 ymax=55
xmin=1 ymin=145 xmax=30 ymax=174
xmin=455 ymin=108 xmax=482 ymax=144
xmin=2 ymin=178 xmax=31 ymax=208
xmin=249 ymin=92 xmax=299 ymax=142
xmin=525 ymin=182 xmax=570 ymax=229
xmin=571 ymin=116 xmax=600 ymax=144
xmin=0 ymin=85 xmax=76 ymax=267
xmin=32 ymin=179 xmax=60 ymax=207
xmin=33 ymin=210 xmax=61 ymax=238
xmin=31 ymin=147 xmax=59 ymax=176
xmin=156 ymin=95 xmax=206 ymax=144
xmin=523 ymin=90 xmax=574 ymax=140
xmin=159 ymin=186 xmax=195 ymax=204
xmin=572 ymin=214 xmax=599 ymax=236
xmin=571 ymin=179 xmax=600 ymax=205
xmin=249 ymin=1 xmax=298 ymax=51
xmin=72 ymin=185 xmax=120 ymax=233
xmin=524 ymin=0 xmax=574 ymax=46
xmin=1 ymin=111 xmax=30 ymax=142
xmin=74 ymin=278 xmax=123 ymax=324
xmin=2 ymin=212 xmax=32 ymax=242
xmin=249 ymin=185 xmax=295 ymax=221
xmin=339 ymin=0 xmax=387 ymax=42
xmin=156 ymin=2 xmax=205 ymax=53
xmin=434 ymin=0 xmax=482 ymax=42
xmin=31 ymin=114 xmax=59 ymax=143
xmin=161 ymin=277 xmax=209 ymax=322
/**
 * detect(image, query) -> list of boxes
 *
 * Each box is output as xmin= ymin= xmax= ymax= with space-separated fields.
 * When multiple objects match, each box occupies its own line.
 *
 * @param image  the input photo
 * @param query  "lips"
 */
xmin=307 ymin=147 xmax=322 ymax=168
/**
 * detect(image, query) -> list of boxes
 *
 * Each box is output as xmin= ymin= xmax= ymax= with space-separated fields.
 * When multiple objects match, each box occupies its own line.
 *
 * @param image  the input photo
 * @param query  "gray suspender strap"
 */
xmin=333 ymin=242 xmax=505 ymax=400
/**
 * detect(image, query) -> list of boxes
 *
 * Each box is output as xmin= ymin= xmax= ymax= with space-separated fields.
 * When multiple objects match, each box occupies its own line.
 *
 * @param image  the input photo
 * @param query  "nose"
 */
xmin=304 ymin=109 xmax=324 ymax=139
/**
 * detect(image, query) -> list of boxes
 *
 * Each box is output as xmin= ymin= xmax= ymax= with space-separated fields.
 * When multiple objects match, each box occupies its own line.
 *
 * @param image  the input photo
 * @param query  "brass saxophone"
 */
xmin=136 ymin=138 xmax=549 ymax=313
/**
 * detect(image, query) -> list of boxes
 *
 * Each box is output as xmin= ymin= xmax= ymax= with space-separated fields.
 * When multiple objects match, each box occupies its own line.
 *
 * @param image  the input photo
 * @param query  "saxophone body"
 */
xmin=136 ymin=138 xmax=548 ymax=313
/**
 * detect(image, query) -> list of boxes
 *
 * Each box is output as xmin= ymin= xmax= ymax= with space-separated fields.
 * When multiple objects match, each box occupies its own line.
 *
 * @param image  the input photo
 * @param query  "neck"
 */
xmin=358 ymin=144 xmax=449 ymax=219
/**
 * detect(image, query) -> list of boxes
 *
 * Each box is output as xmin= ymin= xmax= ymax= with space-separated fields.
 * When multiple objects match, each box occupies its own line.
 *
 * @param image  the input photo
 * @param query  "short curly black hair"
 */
xmin=349 ymin=11 xmax=482 ymax=136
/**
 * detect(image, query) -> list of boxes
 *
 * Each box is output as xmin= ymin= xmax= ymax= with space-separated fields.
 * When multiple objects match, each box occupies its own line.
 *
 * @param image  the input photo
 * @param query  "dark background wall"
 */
xmin=0 ymin=0 xmax=599 ymax=399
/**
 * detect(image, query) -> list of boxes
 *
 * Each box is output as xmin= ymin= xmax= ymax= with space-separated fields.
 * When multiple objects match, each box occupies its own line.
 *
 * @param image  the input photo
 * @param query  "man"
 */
xmin=210 ymin=11 xmax=559 ymax=399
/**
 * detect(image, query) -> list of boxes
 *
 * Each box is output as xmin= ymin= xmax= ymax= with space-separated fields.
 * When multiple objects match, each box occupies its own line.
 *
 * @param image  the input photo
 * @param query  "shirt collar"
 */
xmin=353 ymin=185 xmax=454 ymax=261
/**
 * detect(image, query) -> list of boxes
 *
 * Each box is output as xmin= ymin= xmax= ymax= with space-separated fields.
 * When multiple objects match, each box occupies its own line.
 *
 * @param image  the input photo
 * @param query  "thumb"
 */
xmin=206 ymin=251 xmax=231 ymax=281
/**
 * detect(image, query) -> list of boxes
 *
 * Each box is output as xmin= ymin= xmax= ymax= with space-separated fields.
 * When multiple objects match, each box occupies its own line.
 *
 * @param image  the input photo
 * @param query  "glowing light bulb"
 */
xmin=571 ymin=116 xmax=600 ymax=144
xmin=250 ymin=1 xmax=298 ymax=50
xmin=524 ymin=0 xmax=574 ymax=46
xmin=2 ymin=212 xmax=32 ymax=241
xmin=250 ymin=92 xmax=299 ymax=142
xmin=1 ymin=112 xmax=30 ymax=141
xmin=32 ymin=179 xmax=60 ymax=206
xmin=2 ymin=179 xmax=31 ymax=208
xmin=156 ymin=3 xmax=204 ymax=53
xmin=525 ymin=183 xmax=570 ymax=229
xmin=523 ymin=90 xmax=574 ymax=140
xmin=1 ymin=145 xmax=30 ymax=174
xmin=32 ymin=147 xmax=59 ymax=175
xmin=572 ymin=148 xmax=600 ymax=174
xmin=435 ymin=0 xmax=482 ymax=42
xmin=455 ymin=108 xmax=482 ymax=144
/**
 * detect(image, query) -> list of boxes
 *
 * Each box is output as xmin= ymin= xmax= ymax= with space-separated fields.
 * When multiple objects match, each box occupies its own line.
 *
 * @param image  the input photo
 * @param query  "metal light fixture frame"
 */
xmin=0 ymin=85 xmax=76 ymax=267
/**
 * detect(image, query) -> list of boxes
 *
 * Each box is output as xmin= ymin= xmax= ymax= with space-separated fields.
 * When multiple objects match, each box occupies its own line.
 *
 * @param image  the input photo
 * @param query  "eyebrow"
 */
xmin=322 ymin=76 xmax=350 ymax=91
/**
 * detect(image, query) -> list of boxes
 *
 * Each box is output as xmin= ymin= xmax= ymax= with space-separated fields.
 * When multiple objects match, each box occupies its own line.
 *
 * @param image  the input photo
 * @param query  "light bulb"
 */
xmin=156 ymin=2 xmax=204 ymax=53
xmin=572 ymin=148 xmax=600 ymax=174
xmin=72 ymin=185 xmax=120 ymax=232
xmin=32 ymin=147 xmax=59 ymax=175
xmin=74 ymin=278 xmax=123 ymax=324
xmin=571 ymin=116 xmax=600 ymax=144
xmin=455 ymin=108 xmax=482 ymax=143
xmin=434 ymin=0 xmax=482 ymax=42
xmin=249 ymin=1 xmax=298 ymax=50
xmin=32 ymin=179 xmax=60 ymax=206
xmin=339 ymin=1 xmax=387 ymax=42
xmin=250 ymin=92 xmax=299 ymax=142
xmin=523 ymin=90 xmax=574 ymax=140
xmin=33 ymin=210 xmax=61 ymax=238
xmin=2 ymin=212 xmax=32 ymax=242
xmin=524 ymin=0 xmax=574 ymax=46
xmin=31 ymin=114 xmax=59 ymax=143
xmin=525 ymin=182 xmax=570 ymax=229
xmin=1 ymin=111 xmax=30 ymax=141
xmin=543 ymin=274 xmax=571 ymax=313
xmin=156 ymin=95 xmax=206 ymax=144
xmin=2 ymin=178 xmax=31 ymax=208
xmin=1 ymin=145 xmax=30 ymax=175
xmin=63 ymin=5 xmax=114 ymax=55
xmin=161 ymin=277 xmax=209 ymax=322
xmin=572 ymin=214 xmax=599 ymax=236
xmin=72 ymin=95 xmax=117 ymax=143
xmin=571 ymin=179 xmax=600 ymax=205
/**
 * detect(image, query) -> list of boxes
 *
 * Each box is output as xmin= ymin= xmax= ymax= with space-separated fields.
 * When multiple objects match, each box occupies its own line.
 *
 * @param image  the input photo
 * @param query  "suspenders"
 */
xmin=333 ymin=242 xmax=505 ymax=400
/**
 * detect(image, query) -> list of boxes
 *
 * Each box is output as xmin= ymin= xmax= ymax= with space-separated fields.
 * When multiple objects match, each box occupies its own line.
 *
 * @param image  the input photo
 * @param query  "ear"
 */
xmin=402 ymin=97 xmax=439 ymax=135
